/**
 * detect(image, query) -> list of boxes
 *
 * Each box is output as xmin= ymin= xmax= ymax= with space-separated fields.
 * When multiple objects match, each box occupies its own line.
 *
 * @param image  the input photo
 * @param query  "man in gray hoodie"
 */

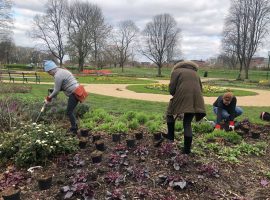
xmin=44 ymin=60 xmax=80 ymax=134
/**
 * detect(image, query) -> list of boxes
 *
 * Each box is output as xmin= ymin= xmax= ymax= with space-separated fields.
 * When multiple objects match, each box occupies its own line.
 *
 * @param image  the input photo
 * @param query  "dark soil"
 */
xmin=1 ymin=123 xmax=270 ymax=200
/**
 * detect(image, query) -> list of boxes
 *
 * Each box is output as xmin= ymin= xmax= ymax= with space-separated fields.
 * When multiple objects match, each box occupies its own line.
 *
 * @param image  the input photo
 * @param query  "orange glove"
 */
xmin=215 ymin=124 xmax=221 ymax=130
xmin=229 ymin=121 xmax=235 ymax=131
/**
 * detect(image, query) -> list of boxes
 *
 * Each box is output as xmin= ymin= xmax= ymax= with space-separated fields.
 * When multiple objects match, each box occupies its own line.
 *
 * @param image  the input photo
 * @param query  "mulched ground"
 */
xmin=1 ymin=123 xmax=270 ymax=200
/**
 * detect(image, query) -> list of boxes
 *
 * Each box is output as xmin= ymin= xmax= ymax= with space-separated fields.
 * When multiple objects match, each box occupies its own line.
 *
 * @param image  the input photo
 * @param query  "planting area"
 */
xmin=0 ymin=84 xmax=270 ymax=200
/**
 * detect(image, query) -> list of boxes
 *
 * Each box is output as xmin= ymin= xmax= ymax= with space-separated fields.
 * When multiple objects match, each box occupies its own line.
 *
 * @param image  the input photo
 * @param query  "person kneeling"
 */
xmin=213 ymin=92 xmax=243 ymax=131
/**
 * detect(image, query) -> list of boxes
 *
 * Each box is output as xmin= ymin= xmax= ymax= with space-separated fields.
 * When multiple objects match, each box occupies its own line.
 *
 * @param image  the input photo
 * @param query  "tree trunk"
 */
xmin=78 ymin=57 xmax=84 ymax=72
xmin=157 ymin=64 xmax=162 ymax=77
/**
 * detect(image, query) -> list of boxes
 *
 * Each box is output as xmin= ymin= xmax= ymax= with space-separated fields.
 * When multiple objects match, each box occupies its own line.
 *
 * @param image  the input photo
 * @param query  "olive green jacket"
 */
xmin=167 ymin=61 xmax=206 ymax=121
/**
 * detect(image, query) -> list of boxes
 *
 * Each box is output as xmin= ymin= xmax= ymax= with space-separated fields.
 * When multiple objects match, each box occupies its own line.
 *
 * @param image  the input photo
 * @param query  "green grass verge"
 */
xmin=126 ymin=84 xmax=257 ymax=97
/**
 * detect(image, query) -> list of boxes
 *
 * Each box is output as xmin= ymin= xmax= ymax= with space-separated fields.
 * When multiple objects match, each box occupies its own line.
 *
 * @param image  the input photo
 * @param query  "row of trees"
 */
xmin=221 ymin=0 xmax=270 ymax=79
xmin=30 ymin=0 xmax=181 ymax=76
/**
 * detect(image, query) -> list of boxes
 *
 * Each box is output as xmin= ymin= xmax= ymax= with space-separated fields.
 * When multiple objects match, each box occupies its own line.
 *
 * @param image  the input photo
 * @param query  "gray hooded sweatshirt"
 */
xmin=49 ymin=68 xmax=79 ymax=98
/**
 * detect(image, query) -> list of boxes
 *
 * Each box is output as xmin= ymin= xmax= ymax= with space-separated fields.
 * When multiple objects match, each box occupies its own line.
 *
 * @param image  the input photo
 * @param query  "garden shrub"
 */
xmin=0 ymin=123 xmax=78 ymax=167
xmin=258 ymin=80 xmax=270 ymax=87
xmin=110 ymin=121 xmax=128 ymax=134
xmin=136 ymin=113 xmax=148 ymax=125
xmin=0 ymin=84 xmax=31 ymax=94
xmin=128 ymin=119 xmax=140 ymax=130
xmin=145 ymin=121 xmax=161 ymax=134
xmin=0 ymin=97 xmax=24 ymax=132
xmin=192 ymin=122 xmax=214 ymax=134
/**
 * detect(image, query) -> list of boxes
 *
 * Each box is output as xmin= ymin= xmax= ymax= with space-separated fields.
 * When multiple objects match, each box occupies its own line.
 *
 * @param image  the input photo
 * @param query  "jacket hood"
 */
xmin=172 ymin=60 xmax=199 ymax=72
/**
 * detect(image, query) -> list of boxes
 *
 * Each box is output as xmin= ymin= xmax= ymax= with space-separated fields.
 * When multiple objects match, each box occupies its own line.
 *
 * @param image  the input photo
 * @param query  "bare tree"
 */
xmin=89 ymin=14 xmax=111 ymax=69
xmin=0 ymin=0 xmax=13 ymax=41
xmin=113 ymin=20 xmax=139 ymax=72
xmin=224 ymin=0 xmax=270 ymax=79
xmin=66 ymin=1 xmax=105 ymax=71
xmin=141 ymin=13 xmax=181 ymax=76
xmin=221 ymin=27 xmax=238 ymax=69
xmin=0 ymin=39 xmax=15 ymax=64
xmin=30 ymin=0 xmax=67 ymax=66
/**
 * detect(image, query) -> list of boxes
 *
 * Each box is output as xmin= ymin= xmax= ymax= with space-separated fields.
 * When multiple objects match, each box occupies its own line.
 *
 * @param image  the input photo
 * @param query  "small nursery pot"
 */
xmin=135 ymin=132 xmax=143 ymax=140
xmin=251 ymin=131 xmax=260 ymax=139
xmin=2 ymin=188 xmax=21 ymax=200
xmin=92 ymin=134 xmax=101 ymax=143
xmin=91 ymin=151 xmax=102 ymax=163
xmin=38 ymin=176 xmax=52 ymax=190
xmin=126 ymin=138 xmax=136 ymax=148
xmin=112 ymin=133 xmax=121 ymax=142
xmin=79 ymin=139 xmax=87 ymax=149
xmin=95 ymin=140 xmax=105 ymax=151
xmin=153 ymin=132 xmax=162 ymax=141
xmin=80 ymin=128 xmax=90 ymax=137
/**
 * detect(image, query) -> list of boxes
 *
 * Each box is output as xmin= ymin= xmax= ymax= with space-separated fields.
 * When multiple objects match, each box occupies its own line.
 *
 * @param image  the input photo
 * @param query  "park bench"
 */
xmin=0 ymin=71 xmax=41 ymax=83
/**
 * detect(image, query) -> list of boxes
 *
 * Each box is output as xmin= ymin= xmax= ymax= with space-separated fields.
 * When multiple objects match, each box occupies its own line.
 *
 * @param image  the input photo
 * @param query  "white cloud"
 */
xmin=10 ymin=0 xmax=269 ymax=60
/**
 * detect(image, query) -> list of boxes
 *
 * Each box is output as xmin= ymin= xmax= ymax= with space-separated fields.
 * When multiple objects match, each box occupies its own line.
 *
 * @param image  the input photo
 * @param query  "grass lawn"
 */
xmin=126 ymin=84 xmax=258 ymax=97
xmin=4 ymin=83 xmax=269 ymax=124
xmin=110 ymin=67 xmax=270 ymax=81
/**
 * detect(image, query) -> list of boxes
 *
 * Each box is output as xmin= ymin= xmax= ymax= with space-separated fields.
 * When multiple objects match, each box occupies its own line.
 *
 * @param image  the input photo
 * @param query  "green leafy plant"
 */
xmin=192 ymin=122 xmax=214 ymax=134
xmin=175 ymin=121 xmax=183 ymax=132
xmin=128 ymin=119 xmax=140 ymax=130
xmin=124 ymin=111 xmax=137 ymax=121
xmin=111 ymin=121 xmax=128 ymax=134
xmin=0 ymin=123 xmax=78 ymax=167
xmin=205 ymin=130 xmax=242 ymax=144
xmin=145 ymin=121 xmax=161 ymax=134
xmin=136 ymin=113 xmax=148 ymax=125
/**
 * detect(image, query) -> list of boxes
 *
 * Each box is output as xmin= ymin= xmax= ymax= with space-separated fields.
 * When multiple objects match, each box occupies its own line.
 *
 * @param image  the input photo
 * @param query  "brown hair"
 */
xmin=223 ymin=92 xmax=233 ymax=101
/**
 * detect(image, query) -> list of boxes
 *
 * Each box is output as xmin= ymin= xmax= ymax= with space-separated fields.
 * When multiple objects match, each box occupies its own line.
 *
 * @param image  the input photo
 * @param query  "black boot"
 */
xmin=183 ymin=136 xmax=192 ymax=154
xmin=167 ymin=121 xmax=175 ymax=141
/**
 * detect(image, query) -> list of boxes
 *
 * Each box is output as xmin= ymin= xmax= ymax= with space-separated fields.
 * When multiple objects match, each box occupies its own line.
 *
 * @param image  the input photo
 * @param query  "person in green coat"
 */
xmin=164 ymin=60 xmax=206 ymax=154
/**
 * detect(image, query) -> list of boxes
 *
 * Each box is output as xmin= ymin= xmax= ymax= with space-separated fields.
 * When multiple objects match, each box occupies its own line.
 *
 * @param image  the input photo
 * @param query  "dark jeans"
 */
xmin=67 ymin=93 xmax=79 ymax=130
xmin=183 ymin=113 xmax=195 ymax=137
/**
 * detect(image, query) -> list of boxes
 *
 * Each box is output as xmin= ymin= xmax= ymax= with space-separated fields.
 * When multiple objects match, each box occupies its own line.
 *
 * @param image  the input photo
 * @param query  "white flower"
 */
xmin=37 ymin=129 xmax=41 ymax=132
xmin=45 ymin=132 xmax=49 ymax=135
xmin=36 ymin=140 xmax=41 ymax=144
xmin=49 ymin=131 xmax=54 ymax=133
xmin=44 ymin=144 xmax=48 ymax=146
xmin=55 ymin=141 xmax=59 ymax=144
xmin=23 ymin=134 xmax=27 ymax=136
xmin=50 ymin=146 xmax=54 ymax=149
xmin=32 ymin=123 xmax=37 ymax=126
xmin=0 ymin=144 xmax=2 ymax=147
xmin=41 ymin=140 xmax=46 ymax=144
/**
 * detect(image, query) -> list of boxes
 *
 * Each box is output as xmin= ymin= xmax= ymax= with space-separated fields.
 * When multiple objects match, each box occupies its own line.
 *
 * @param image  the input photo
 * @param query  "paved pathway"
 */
xmin=3 ymin=79 xmax=270 ymax=106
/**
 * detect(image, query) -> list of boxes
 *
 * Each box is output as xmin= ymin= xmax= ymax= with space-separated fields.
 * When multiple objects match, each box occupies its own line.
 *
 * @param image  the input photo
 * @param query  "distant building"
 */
xmin=250 ymin=57 xmax=266 ymax=68
xmin=191 ymin=60 xmax=207 ymax=67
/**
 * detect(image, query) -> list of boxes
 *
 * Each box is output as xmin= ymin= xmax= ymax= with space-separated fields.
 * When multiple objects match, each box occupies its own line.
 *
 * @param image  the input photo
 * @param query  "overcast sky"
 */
xmin=12 ymin=0 xmax=270 ymax=61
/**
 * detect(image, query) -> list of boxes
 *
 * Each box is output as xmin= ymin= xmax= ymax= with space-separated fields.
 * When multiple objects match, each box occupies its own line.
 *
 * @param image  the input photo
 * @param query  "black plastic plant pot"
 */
xmin=251 ymin=131 xmax=260 ymax=139
xmin=126 ymin=139 xmax=136 ymax=148
xmin=93 ymin=134 xmax=101 ymax=143
xmin=80 ymin=128 xmax=90 ymax=137
xmin=95 ymin=140 xmax=105 ymax=151
xmin=112 ymin=133 xmax=121 ymax=142
xmin=79 ymin=140 xmax=87 ymax=149
xmin=135 ymin=132 xmax=143 ymax=140
xmin=38 ymin=176 xmax=52 ymax=190
xmin=153 ymin=132 xmax=162 ymax=141
xmin=91 ymin=151 xmax=102 ymax=163
xmin=2 ymin=188 xmax=21 ymax=200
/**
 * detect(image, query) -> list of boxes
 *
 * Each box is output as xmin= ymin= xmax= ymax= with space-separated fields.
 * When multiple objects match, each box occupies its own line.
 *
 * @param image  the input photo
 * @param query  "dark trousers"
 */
xmin=183 ymin=113 xmax=195 ymax=137
xmin=67 ymin=93 xmax=79 ymax=130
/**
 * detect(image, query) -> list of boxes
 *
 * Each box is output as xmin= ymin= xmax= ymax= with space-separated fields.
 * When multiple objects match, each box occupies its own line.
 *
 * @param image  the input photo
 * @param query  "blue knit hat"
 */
xmin=43 ymin=60 xmax=58 ymax=72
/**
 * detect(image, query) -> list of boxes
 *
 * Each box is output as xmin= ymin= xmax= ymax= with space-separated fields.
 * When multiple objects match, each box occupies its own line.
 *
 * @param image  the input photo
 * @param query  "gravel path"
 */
xmin=83 ymin=78 xmax=270 ymax=106
xmin=4 ymin=79 xmax=270 ymax=106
